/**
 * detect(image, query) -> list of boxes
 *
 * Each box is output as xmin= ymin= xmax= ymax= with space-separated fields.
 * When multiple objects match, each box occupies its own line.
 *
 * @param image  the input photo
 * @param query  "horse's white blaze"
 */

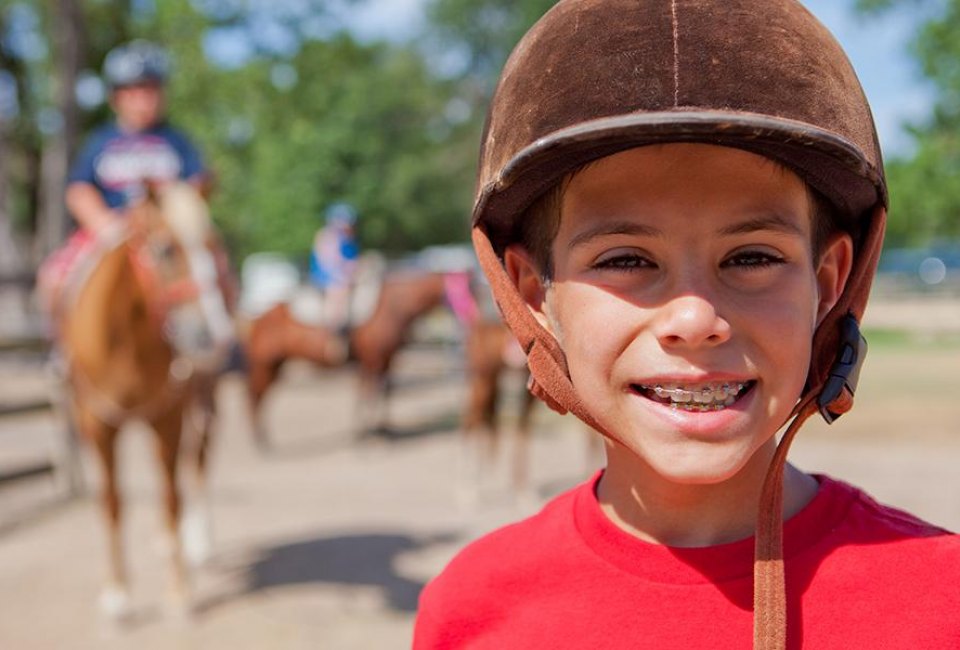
xmin=159 ymin=183 xmax=211 ymax=246
xmin=156 ymin=181 xmax=233 ymax=362
xmin=186 ymin=247 xmax=234 ymax=349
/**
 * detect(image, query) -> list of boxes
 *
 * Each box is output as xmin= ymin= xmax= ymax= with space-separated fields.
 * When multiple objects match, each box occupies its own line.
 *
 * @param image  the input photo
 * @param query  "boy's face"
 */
xmin=110 ymin=81 xmax=165 ymax=132
xmin=507 ymin=143 xmax=852 ymax=485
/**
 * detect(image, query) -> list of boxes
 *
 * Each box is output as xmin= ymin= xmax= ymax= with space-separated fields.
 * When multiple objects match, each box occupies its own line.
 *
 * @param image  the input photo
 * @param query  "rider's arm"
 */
xmin=65 ymin=182 xmax=120 ymax=233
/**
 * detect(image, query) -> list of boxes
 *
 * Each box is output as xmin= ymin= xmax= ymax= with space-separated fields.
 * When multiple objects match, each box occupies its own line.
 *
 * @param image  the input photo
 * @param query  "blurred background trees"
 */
xmin=858 ymin=0 xmax=960 ymax=247
xmin=0 ymin=0 xmax=957 ymax=269
xmin=0 ymin=0 xmax=558 ymax=266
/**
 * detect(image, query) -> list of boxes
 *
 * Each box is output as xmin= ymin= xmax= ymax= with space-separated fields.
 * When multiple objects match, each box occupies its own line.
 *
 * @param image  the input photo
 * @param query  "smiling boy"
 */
xmin=413 ymin=1 xmax=960 ymax=648
xmin=514 ymin=143 xmax=845 ymax=548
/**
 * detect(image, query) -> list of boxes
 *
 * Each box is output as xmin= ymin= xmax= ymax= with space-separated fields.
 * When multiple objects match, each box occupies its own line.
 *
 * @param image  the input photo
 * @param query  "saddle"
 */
xmin=288 ymin=253 xmax=386 ymax=332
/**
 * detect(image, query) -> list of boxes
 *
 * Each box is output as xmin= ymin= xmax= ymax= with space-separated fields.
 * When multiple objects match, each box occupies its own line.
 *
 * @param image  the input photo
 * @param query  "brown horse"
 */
xmin=245 ymin=270 xmax=456 ymax=446
xmin=459 ymin=318 xmax=538 ymax=499
xmin=59 ymin=183 xmax=233 ymax=619
xmin=460 ymin=318 xmax=604 ymax=503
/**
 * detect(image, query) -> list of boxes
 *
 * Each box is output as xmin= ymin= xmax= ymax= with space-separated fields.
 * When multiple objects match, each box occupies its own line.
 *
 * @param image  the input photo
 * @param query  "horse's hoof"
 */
xmin=181 ymin=508 xmax=213 ymax=567
xmin=99 ymin=585 xmax=133 ymax=622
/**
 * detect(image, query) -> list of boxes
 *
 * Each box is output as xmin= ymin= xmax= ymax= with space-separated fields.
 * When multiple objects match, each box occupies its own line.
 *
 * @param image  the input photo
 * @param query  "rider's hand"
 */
xmin=65 ymin=182 xmax=123 ymax=236
xmin=91 ymin=208 xmax=124 ymax=235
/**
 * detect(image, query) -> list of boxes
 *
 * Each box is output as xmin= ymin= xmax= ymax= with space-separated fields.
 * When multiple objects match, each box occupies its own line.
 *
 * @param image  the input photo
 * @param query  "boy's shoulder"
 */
xmin=811 ymin=475 xmax=959 ymax=574
xmin=418 ymin=478 xmax=590 ymax=608
xmin=444 ymin=478 xmax=585 ymax=565
xmin=818 ymin=474 xmax=953 ymax=540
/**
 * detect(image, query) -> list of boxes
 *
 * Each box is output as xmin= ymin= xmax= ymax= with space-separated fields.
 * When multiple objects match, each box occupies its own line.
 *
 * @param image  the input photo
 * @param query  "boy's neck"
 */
xmin=596 ymin=444 xmax=819 ymax=548
xmin=116 ymin=117 xmax=161 ymax=134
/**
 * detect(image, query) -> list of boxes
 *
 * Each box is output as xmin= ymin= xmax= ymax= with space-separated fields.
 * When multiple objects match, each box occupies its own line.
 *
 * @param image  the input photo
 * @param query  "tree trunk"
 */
xmin=36 ymin=0 xmax=85 ymax=260
xmin=0 ymin=123 xmax=32 ymax=331
xmin=0 ymin=123 xmax=21 ymax=268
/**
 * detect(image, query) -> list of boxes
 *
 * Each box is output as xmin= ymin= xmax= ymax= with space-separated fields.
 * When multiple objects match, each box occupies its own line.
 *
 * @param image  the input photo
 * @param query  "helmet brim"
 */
xmin=474 ymin=110 xmax=886 ymax=255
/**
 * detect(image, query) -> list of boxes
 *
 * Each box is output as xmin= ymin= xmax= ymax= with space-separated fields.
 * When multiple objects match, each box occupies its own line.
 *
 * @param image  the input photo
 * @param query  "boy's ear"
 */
xmin=815 ymin=233 xmax=854 ymax=327
xmin=503 ymin=245 xmax=553 ymax=333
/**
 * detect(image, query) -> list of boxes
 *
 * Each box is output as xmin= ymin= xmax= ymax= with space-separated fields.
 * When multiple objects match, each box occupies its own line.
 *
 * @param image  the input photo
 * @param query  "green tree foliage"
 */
xmin=2 ymin=0 xmax=565 ymax=263
xmin=427 ymin=0 xmax=559 ymax=82
xmin=858 ymin=0 xmax=960 ymax=246
xmin=415 ymin=0 xmax=559 ymax=242
xmin=120 ymin=0 xmax=477 ymax=258
xmin=187 ymin=36 xmax=471 ymax=258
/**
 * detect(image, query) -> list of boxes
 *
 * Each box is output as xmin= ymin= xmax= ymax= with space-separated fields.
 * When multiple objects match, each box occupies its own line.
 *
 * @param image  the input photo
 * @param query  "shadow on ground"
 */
xmin=199 ymin=531 xmax=459 ymax=615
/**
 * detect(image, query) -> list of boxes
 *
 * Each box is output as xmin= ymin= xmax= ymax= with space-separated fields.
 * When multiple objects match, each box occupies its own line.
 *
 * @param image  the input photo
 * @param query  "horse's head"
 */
xmin=127 ymin=182 xmax=234 ymax=370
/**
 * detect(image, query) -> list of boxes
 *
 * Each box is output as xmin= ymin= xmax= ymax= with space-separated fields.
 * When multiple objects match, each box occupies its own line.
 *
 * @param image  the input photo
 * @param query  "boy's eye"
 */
xmin=721 ymin=250 xmax=787 ymax=270
xmin=592 ymin=252 xmax=656 ymax=271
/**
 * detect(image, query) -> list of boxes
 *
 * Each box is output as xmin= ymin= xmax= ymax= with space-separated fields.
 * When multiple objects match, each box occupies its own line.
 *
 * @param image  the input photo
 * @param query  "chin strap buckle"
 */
xmin=818 ymin=314 xmax=868 ymax=424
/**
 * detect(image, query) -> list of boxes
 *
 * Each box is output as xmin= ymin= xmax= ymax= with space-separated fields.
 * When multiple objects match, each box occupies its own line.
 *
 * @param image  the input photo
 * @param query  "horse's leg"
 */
xmin=355 ymin=369 xmax=387 ymax=438
xmin=80 ymin=409 xmax=130 ymax=621
xmin=181 ymin=376 xmax=216 ymax=567
xmin=458 ymin=365 xmax=498 ymax=509
xmin=512 ymin=375 xmax=537 ymax=501
xmin=377 ymin=372 xmax=392 ymax=435
xmin=150 ymin=403 xmax=191 ymax=615
xmin=247 ymin=356 xmax=281 ymax=451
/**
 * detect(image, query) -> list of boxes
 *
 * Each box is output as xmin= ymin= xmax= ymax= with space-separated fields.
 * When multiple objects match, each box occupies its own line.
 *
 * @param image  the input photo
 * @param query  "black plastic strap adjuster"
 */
xmin=818 ymin=314 xmax=868 ymax=424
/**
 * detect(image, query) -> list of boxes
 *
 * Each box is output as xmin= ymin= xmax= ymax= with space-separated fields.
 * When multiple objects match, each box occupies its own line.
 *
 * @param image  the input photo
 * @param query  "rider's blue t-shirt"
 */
xmin=309 ymin=229 xmax=359 ymax=288
xmin=67 ymin=121 xmax=206 ymax=210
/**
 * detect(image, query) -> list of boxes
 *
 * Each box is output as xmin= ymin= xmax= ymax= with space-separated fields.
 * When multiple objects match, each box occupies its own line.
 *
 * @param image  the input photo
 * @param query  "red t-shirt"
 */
xmin=414 ymin=474 xmax=960 ymax=649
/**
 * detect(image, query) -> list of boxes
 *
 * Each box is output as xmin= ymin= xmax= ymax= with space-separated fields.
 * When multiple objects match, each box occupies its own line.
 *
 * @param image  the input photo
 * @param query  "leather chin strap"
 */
xmin=752 ymin=205 xmax=885 ymax=650
xmin=472 ymin=226 xmax=610 ymax=437
xmin=471 ymin=205 xmax=886 ymax=650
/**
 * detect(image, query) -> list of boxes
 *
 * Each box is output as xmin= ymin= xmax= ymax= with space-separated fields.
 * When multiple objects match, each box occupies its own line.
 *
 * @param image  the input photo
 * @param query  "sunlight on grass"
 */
xmin=862 ymin=328 xmax=960 ymax=350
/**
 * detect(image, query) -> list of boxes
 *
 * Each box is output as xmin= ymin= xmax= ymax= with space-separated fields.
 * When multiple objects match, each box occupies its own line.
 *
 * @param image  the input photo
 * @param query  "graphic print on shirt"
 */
xmin=93 ymin=134 xmax=183 ymax=204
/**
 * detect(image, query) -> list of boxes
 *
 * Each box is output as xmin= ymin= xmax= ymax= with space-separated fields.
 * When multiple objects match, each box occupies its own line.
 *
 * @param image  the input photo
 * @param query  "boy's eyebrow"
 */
xmin=717 ymin=214 xmax=806 ymax=237
xmin=567 ymin=220 xmax=662 ymax=250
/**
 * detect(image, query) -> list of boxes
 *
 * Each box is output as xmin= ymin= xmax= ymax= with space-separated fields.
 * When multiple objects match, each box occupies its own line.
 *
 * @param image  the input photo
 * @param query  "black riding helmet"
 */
xmin=103 ymin=40 xmax=170 ymax=89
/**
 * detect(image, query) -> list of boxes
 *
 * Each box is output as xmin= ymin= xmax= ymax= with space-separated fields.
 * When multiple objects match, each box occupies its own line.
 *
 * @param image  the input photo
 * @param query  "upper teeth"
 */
xmin=648 ymin=383 xmax=746 ymax=405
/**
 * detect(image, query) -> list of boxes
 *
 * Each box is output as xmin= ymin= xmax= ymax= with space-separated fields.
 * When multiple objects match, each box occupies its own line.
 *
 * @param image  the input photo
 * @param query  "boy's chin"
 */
xmin=650 ymin=462 xmax=751 ymax=486
xmin=612 ymin=439 xmax=769 ymax=487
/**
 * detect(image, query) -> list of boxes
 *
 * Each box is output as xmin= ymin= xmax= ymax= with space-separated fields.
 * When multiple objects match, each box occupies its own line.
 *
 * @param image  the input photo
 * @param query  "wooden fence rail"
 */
xmin=0 ymin=271 xmax=37 ymax=287
xmin=0 ymin=334 xmax=84 ymax=498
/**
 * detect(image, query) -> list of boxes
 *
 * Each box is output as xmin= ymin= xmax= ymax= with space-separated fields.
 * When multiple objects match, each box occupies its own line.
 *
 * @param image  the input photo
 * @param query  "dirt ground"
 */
xmin=0 ymin=316 xmax=958 ymax=649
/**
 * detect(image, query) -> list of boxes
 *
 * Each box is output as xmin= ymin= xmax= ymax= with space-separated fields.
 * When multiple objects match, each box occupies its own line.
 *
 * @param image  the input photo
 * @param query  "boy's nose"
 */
xmin=651 ymin=294 xmax=732 ymax=349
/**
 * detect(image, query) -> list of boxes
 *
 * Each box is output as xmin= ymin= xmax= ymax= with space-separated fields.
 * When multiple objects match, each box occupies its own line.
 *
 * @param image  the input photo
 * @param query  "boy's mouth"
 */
xmin=630 ymin=381 xmax=756 ymax=412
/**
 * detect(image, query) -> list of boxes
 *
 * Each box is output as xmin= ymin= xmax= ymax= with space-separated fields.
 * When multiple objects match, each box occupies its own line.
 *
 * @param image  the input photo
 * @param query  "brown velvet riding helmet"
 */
xmin=470 ymin=1 xmax=887 ymax=648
